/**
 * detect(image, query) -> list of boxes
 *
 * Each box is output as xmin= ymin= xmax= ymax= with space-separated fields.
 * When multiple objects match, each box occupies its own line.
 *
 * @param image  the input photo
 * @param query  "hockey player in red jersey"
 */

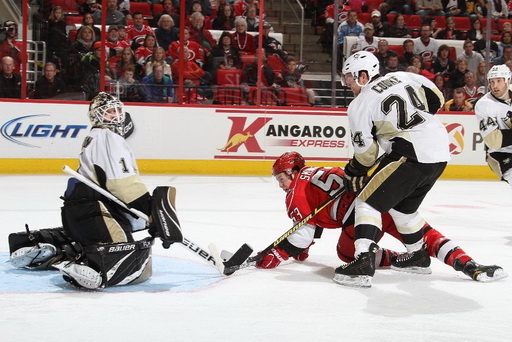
xmin=256 ymin=152 xmax=507 ymax=287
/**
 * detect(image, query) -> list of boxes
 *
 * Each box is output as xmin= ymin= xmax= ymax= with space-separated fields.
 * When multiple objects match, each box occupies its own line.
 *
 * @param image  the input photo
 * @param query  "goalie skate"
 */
xmin=9 ymin=243 xmax=57 ymax=268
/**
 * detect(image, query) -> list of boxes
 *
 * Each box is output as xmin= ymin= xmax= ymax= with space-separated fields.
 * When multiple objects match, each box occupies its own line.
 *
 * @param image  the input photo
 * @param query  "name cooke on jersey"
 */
xmin=371 ymin=76 xmax=402 ymax=93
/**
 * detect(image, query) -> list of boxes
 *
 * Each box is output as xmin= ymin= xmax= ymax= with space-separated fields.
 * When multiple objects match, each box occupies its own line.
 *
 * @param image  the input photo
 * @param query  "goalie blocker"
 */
xmin=150 ymin=186 xmax=184 ymax=248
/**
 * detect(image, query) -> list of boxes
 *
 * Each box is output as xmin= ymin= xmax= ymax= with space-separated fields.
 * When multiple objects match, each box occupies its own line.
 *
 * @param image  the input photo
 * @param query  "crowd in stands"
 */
xmin=0 ymin=0 xmax=314 ymax=106
xmin=3 ymin=1 xmax=512 ymax=109
xmin=308 ymin=0 xmax=512 ymax=110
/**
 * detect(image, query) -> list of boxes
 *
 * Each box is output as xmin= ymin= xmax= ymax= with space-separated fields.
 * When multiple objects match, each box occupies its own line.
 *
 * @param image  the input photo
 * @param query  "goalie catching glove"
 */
xmin=150 ymin=186 xmax=184 ymax=248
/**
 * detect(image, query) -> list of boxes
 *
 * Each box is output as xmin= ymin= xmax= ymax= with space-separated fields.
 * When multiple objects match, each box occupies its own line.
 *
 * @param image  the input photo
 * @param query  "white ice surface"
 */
xmin=1 ymin=174 xmax=511 ymax=342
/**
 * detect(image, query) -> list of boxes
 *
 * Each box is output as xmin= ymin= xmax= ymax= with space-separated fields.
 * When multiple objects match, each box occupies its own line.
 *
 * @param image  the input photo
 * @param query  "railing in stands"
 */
xmin=278 ymin=0 xmax=304 ymax=62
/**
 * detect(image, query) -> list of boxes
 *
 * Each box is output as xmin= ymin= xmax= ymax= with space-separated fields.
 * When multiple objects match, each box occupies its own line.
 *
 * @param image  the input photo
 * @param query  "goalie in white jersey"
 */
xmin=8 ymin=92 xmax=183 ymax=289
xmin=474 ymin=64 xmax=512 ymax=188
xmin=334 ymin=51 xmax=451 ymax=287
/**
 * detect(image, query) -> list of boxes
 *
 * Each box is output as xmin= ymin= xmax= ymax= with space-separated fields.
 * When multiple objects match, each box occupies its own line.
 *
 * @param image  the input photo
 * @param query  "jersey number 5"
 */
xmin=311 ymin=169 xmax=344 ymax=197
xmin=382 ymin=85 xmax=426 ymax=130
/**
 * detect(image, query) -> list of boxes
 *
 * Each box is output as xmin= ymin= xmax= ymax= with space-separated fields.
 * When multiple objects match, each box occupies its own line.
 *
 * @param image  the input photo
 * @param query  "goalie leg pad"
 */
xmin=57 ymin=237 xmax=153 ymax=289
xmin=8 ymin=227 xmax=82 ymax=269
xmin=151 ymin=186 xmax=184 ymax=248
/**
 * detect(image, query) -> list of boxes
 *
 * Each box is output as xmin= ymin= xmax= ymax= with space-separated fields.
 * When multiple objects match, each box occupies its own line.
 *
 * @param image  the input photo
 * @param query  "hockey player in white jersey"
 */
xmin=474 ymin=64 xmax=512 ymax=188
xmin=334 ymin=51 xmax=451 ymax=287
xmin=9 ymin=92 xmax=183 ymax=289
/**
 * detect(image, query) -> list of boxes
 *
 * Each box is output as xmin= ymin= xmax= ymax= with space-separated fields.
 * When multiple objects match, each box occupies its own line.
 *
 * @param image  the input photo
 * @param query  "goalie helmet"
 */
xmin=341 ymin=51 xmax=380 ymax=87
xmin=272 ymin=151 xmax=306 ymax=176
xmin=487 ymin=64 xmax=511 ymax=83
xmin=88 ymin=92 xmax=125 ymax=135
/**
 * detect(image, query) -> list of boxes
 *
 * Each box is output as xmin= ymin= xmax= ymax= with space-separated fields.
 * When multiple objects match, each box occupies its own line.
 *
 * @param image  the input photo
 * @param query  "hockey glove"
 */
xmin=256 ymin=247 xmax=289 ymax=269
xmin=292 ymin=242 xmax=315 ymax=262
xmin=343 ymin=160 xmax=368 ymax=194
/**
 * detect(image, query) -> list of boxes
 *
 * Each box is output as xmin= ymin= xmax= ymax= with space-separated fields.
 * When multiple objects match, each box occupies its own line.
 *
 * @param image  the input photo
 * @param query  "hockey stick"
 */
xmin=216 ymin=187 xmax=346 ymax=275
xmin=216 ymin=154 xmax=387 ymax=275
xmin=62 ymin=165 xmax=218 ymax=267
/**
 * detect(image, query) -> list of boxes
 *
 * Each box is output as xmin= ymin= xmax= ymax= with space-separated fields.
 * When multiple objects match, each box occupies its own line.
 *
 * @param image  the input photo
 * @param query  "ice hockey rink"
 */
xmin=1 ymin=174 xmax=511 ymax=342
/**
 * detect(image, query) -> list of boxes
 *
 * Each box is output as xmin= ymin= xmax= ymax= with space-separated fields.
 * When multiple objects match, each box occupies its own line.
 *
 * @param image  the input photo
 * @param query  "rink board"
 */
xmin=0 ymin=100 xmax=495 ymax=179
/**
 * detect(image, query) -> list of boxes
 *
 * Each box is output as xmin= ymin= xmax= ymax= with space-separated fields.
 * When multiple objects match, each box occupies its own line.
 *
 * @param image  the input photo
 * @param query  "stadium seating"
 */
xmin=266 ymin=55 xmax=286 ymax=73
xmin=52 ymin=0 xmax=79 ymax=16
xmin=216 ymin=69 xmax=242 ymax=85
xmin=452 ymin=16 xmax=471 ymax=33
xmin=130 ymin=2 xmax=154 ymax=21
xmin=279 ymin=88 xmax=309 ymax=106
xmin=66 ymin=16 xmax=83 ymax=26
xmin=358 ymin=13 xmax=371 ymax=25
xmin=68 ymin=29 xmax=78 ymax=43
xmin=387 ymin=45 xmax=404 ymax=56
xmin=248 ymin=87 xmax=281 ymax=106
xmin=213 ymin=87 xmax=245 ymax=105
xmin=404 ymin=14 xmax=422 ymax=32
xmin=497 ymin=19 xmax=512 ymax=33
xmin=152 ymin=3 xmax=164 ymax=17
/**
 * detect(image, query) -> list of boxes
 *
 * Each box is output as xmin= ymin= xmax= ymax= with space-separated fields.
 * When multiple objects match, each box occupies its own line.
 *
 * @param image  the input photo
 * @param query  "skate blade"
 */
xmin=475 ymin=269 xmax=508 ymax=282
xmin=333 ymin=274 xmax=372 ymax=288
xmin=391 ymin=266 xmax=432 ymax=275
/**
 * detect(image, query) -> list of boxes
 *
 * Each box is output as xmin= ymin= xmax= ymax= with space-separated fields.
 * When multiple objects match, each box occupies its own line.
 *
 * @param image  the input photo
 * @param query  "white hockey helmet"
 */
xmin=341 ymin=51 xmax=380 ymax=87
xmin=88 ymin=92 xmax=125 ymax=135
xmin=487 ymin=64 xmax=511 ymax=83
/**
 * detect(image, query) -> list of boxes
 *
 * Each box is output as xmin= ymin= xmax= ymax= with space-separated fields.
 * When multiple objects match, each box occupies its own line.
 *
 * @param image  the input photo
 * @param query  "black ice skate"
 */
xmin=453 ymin=259 xmax=508 ymax=282
xmin=333 ymin=243 xmax=378 ymax=288
xmin=391 ymin=245 xmax=432 ymax=274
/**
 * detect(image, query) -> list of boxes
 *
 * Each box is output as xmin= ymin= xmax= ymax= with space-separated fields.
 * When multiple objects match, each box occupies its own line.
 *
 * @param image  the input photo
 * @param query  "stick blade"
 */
xmin=223 ymin=244 xmax=253 ymax=276
xmin=208 ymin=243 xmax=226 ymax=274
xmin=208 ymin=243 xmax=253 ymax=276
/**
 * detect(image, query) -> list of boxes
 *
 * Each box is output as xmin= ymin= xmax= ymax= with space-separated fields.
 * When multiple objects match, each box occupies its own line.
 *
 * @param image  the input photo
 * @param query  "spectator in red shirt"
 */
xmin=188 ymin=12 xmax=217 ymax=56
xmin=0 ymin=21 xmax=21 ymax=73
xmin=232 ymin=17 xmax=256 ymax=55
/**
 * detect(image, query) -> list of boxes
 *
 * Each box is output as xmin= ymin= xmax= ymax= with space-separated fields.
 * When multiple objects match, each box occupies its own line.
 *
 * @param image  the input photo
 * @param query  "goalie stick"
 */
xmin=213 ymin=154 xmax=387 ymax=275
xmin=62 ymin=165 xmax=218 ymax=267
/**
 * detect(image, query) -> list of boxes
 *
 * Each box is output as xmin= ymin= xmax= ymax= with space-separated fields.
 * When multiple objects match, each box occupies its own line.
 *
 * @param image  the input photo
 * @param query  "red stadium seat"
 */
xmin=358 ymin=13 xmax=371 ymax=25
xmin=364 ymin=0 xmax=382 ymax=12
xmin=216 ymin=69 xmax=242 ymax=85
xmin=404 ymin=14 xmax=422 ymax=31
xmin=66 ymin=15 xmax=83 ymax=26
xmin=497 ymin=18 xmax=511 ymax=33
xmin=241 ymin=54 xmax=256 ymax=67
xmin=213 ymin=87 xmax=245 ymax=105
xmin=387 ymin=45 xmax=404 ymax=56
xmin=152 ymin=3 xmax=163 ymax=17
xmin=248 ymin=87 xmax=280 ymax=106
xmin=434 ymin=15 xmax=446 ymax=29
xmin=449 ymin=47 xmax=456 ymax=61
xmin=68 ymin=29 xmax=78 ymax=43
xmin=452 ymin=16 xmax=471 ymax=32
xmin=266 ymin=55 xmax=286 ymax=73
xmin=279 ymin=88 xmax=309 ymax=106
xmin=386 ymin=14 xmax=396 ymax=25
xmin=52 ymin=0 xmax=79 ymax=16
xmin=130 ymin=2 xmax=154 ymax=20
